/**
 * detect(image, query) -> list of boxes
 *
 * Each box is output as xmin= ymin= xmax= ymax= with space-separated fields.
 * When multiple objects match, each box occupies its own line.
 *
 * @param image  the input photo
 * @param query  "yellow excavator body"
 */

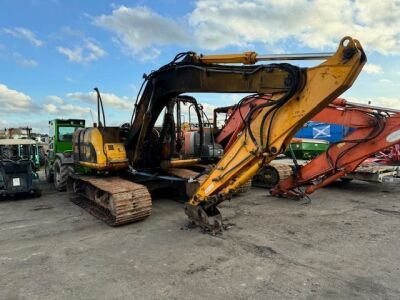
xmin=72 ymin=127 xmax=128 ymax=171
xmin=70 ymin=125 xmax=151 ymax=226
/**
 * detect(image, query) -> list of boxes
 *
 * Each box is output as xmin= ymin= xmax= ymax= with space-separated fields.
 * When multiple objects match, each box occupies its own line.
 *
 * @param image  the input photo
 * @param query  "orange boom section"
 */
xmin=270 ymin=100 xmax=400 ymax=198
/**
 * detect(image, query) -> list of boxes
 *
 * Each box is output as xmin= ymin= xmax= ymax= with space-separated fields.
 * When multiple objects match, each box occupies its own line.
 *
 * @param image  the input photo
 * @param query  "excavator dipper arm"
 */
xmin=184 ymin=37 xmax=366 ymax=232
xmin=270 ymin=101 xmax=400 ymax=198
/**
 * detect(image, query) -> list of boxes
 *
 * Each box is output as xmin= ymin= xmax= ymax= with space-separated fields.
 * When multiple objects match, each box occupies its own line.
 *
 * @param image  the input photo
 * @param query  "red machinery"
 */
xmin=386 ymin=144 xmax=400 ymax=163
xmin=214 ymin=97 xmax=400 ymax=198
xmin=372 ymin=144 xmax=400 ymax=164
xmin=270 ymin=100 xmax=400 ymax=198
xmin=213 ymin=95 xmax=271 ymax=150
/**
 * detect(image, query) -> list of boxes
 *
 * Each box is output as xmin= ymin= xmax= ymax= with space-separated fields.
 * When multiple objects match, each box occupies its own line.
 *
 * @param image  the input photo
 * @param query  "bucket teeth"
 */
xmin=184 ymin=203 xmax=223 ymax=234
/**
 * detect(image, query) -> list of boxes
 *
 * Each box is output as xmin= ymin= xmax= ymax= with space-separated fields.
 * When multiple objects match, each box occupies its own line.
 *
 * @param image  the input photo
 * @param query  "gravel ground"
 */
xmin=1 ymin=177 xmax=400 ymax=299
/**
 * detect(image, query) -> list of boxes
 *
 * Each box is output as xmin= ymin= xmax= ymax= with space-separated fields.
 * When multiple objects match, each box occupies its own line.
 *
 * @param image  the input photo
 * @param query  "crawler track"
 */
xmin=68 ymin=175 xmax=152 ymax=226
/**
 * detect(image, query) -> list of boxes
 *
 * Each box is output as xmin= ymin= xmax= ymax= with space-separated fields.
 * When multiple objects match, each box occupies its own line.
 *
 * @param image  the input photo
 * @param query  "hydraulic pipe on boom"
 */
xmin=213 ymin=95 xmax=400 ymax=198
xmin=184 ymin=37 xmax=366 ymax=232
xmin=213 ymin=96 xmax=272 ymax=151
xmin=269 ymin=100 xmax=400 ymax=198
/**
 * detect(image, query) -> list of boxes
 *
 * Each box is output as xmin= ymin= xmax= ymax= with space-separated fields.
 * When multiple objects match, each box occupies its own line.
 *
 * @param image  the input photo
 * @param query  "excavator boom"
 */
xmin=185 ymin=37 xmax=366 ymax=232
xmin=212 ymin=95 xmax=400 ymax=199
xmin=270 ymin=100 xmax=400 ymax=198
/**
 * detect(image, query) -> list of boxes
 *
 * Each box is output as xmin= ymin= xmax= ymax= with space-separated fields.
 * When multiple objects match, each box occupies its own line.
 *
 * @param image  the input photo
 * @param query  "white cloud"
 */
xmin=16 ymin=58 xmax=38 ymax=68
xmin=85 ymin=40 xmax=106 ymax=60
xmin=372 ymin=97 xmax=400 ymax=109
xmin=0 ymin=46 xmax=38 ymax=68
xmin=45 ymin=95 xmax=64 ymax=104
xmin=43 ymin=103 xmax=58 ymax=113
xmin=40 ymin=91 xmax=136 ymax=127
xmin=0 ymin=84 xmax=92 ymax=120
xmin=363 ymin=63 xmax=383 ymax=74
xmin=0 ymin=86 xmax=94 ymax=132
xmin=0 ymin=83 xmax=37 ymax=113
xmin=93 ymin=6 xmax=190 ymax=59
xmin=42 ymin=95 xmax=91 ymax=117
xmin=57 ymin=46 xmax=82 ymax=62
xmin=50 ymin=103 xmax=91 ymax=117
xmin=92 ymin=2 xmax=400 ymax=59
xmin=60 ymin=26 xmax=84 ymax=38
xmin=137 ymin=48 xmax=161 ymax=62
xmin=3 ymin=27 xmax=43 ymax=47
xmin=188 ymin=0 xmax=400 ymax=54
xmin=57 ymin=39 xmax=106 ymax=64
xmin=11 ymin=52 xmax=38 ymax=68
xmin=66 ymin=91 xmax=133 ymax=110
xmin=0 ymin=85 xmax=95 ymax=121
xmin=346 ymin=96 xmax=400 ymax=110
xmin=379 ymin=78 xmax=392 ymax=83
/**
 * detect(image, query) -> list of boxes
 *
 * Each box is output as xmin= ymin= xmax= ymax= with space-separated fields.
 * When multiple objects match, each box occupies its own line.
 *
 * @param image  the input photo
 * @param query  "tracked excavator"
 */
xmin=214 ymin=94 xmax=400 ymax=195
xmin=214 ymin=95 xmax=400 ymax=193
xmin=213 ymin=92 xmax=400 ymax=192
xmin=68 ymin=36 xmax=365 ymax=231
xmin=268 ymin=100 xmax=400 ymax=198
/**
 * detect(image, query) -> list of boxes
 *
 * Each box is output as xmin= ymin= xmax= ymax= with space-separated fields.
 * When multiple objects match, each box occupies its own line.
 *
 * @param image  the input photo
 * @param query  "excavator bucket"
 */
xmin=184 ymin=205 xmax=223 ymax=233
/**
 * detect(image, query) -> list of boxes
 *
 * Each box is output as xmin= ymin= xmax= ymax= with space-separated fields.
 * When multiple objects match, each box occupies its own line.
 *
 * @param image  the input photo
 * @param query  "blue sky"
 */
xmin=0 ymin=0 xmax=399 ymax=132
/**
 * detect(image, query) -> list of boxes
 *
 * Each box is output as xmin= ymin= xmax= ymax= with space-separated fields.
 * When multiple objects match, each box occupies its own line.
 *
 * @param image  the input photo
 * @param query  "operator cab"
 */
xmin=0 ymin=139 xmax=41 ymax=197
xmin=47 ymin=119 xmax=85 ymax=160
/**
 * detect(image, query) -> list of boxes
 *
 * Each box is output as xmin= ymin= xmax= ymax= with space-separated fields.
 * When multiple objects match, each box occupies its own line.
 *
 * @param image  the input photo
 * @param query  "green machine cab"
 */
xmin=45 ymin=119 xmax=85 ymax=191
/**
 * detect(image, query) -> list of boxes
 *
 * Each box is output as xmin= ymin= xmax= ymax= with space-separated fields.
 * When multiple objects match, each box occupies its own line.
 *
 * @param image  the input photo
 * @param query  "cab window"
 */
xmin=58 ymin=127 xmax=77 ymax=142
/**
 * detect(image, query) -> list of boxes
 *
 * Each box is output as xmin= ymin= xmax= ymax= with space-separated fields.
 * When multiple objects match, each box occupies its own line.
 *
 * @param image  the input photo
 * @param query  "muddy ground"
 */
xmin=1 ymin=176 xmax=400 ymax=299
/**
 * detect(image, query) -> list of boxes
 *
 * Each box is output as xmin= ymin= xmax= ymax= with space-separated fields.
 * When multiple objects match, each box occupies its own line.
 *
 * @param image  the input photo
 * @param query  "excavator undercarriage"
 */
xmin=68 ymin=175 xmax=152 ymax=226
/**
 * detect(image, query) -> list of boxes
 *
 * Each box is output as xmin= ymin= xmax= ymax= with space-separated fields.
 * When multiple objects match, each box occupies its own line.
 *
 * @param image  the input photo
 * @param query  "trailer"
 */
xmin=343 ymin=164 xmax=400 ymax=184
